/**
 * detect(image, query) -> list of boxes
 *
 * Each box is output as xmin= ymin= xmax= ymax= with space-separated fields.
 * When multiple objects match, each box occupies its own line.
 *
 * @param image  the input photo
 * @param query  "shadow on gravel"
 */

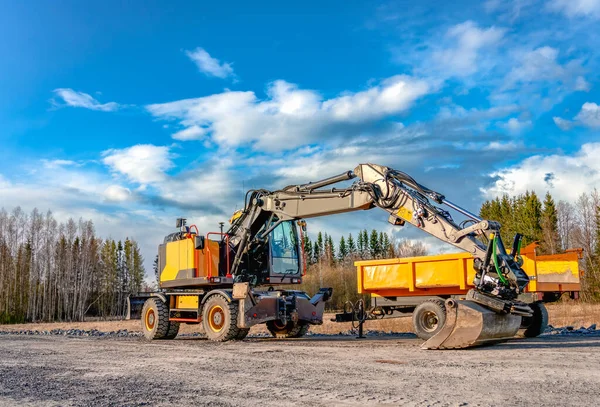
xmin=496 ymin=335 xmax=600 ymax=350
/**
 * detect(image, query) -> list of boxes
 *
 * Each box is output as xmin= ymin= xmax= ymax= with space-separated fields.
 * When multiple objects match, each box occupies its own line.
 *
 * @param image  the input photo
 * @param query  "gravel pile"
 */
xmin=0 ymin=329 xmax=143 ymax=338
xmin=543 ymin=324 xmax=599 ymax=336
xmin=0 ymin=325 xmax=597 ymax=338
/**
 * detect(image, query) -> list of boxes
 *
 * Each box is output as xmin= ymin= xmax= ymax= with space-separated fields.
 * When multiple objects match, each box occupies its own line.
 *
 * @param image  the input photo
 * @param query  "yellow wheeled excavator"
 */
xmin=128 ymin=163 xmax=532 ymax=349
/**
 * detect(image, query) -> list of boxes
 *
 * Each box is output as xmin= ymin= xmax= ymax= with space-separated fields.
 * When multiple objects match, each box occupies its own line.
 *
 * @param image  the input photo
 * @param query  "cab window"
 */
xmin=269 ymin=221 xmax=299 ymax=274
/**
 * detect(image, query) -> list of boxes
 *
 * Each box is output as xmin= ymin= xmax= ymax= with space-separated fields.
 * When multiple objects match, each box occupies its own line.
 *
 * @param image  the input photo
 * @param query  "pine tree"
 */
xmin=325 ymin=235 xmax=335 ymax=264
xmin=347 ymin=233 xmax=356 ymax=257
xmin=303 ymin=236 xmax=313 ymax=264
xmin=153 ymin=255 xmax=159 ymax=284
xmin=541 ymin=192 xmax=560 ymax=254
xmin=338 ymin=236 xmax=348 ymax=260
xmin=500 ymin=194 xmax=514 ymax=243
xmin=380 ymin=232 xmax=391 ymax=258
xmin=315 ymin=232 xmax=323 ymax=261
xmin=361 ymin=230 xmax=369 ymax=258
xmin=521 ymin=191 xmax=543 ymax=246
xmin=369 ymin=229 xmax=381 ymax=259
xmin=357 ymin=230 xmax=365 ymax=258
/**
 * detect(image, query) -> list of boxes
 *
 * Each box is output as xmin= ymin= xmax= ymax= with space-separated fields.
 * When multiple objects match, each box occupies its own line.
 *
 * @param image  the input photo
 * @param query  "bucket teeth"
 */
xmin=422 ymin=298 xmax=522 ymax=350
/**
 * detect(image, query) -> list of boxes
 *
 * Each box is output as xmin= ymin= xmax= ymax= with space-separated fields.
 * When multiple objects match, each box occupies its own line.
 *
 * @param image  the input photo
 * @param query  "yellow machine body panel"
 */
xmin=159 ymin=236 xmax=223 ymax=286
xmin=176 ymin=295 xmax=199 ymax=309
xmin=357 ymin=243 xmax=581 ymax=297
xmin=160 ymin=238 xmax=196 ymax=283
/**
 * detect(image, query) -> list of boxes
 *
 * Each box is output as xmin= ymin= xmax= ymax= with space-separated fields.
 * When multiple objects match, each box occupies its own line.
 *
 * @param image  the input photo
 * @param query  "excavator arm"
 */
xmin=228 ymin=164 xmax=529 ymax=303
xmin=226 ymin=163 xmax=534 ymax=349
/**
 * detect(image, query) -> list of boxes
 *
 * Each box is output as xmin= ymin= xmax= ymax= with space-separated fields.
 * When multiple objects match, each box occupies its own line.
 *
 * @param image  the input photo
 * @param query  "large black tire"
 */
xmin=520 ymin=302 xmax=549 ymax=338
xmin=202 ymin=294 xmax=243 ymax=342
xmin=412 ymin=299 xmax=447 ymax=340
xmin=164 ymin=320 xmax=180 ymax=339
xmin=141 ymin=297 xmax=175 ymax=340
xmin=234 ymin=328 xmax=250 ymax=340
xmin=266 ymin=320 xmax=310 ymax=338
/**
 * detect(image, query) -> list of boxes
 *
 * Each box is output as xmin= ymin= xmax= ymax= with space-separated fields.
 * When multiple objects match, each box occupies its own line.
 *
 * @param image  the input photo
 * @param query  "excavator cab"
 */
xmin=268 ymin=220 xmax=301 ymax=277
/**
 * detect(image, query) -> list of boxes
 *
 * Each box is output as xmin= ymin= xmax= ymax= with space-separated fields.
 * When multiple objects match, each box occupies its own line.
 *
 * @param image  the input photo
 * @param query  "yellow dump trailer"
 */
xmin=353 ymin=243 xmax=581 ymax=340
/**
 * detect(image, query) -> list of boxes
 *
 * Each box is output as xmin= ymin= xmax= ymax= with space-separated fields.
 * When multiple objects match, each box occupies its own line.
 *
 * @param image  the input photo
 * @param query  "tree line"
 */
xmin=480 ymin=190 xmax=600 ymax=301
xmin=0 ymin=207 xmax=145 ymax=324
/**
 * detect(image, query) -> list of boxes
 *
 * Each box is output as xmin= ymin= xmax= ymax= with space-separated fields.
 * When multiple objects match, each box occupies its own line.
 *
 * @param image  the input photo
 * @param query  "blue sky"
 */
xmin=2 ymin=0 xmax=600 ymax=275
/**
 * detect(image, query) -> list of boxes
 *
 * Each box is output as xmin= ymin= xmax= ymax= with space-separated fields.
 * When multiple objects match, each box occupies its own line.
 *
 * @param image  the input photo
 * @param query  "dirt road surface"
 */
xmin=1 ymin=333 xmax=599 ymax=407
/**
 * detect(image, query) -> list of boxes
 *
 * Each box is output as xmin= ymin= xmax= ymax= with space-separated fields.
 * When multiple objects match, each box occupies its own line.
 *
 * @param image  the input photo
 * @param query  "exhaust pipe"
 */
xmin=422 ymin=298 xmax=522 ymax=349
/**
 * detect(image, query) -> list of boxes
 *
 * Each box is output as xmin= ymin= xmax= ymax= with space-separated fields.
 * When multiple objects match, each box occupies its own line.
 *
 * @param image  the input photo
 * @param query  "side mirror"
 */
xmin=194 ymin=235 xmax=205 ymax=250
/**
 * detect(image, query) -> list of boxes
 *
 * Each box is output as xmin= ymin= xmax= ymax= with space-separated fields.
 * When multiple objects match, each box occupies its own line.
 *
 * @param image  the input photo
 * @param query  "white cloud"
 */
xmin=0 ymin=175 xmax=10 ymax=188
xmin=500 ymin=117 xmax=532 ymax=133
xmin=171 ymin=125 xmax=209 ymax=141
xmin=483 ymin=0 xmax=537 ymax=22
xmin=52 ymin=89 xmax=120 ymax=111
xmin=185 ymin=48 xmax=235 ymax=79
xmin=574 ymin=102 xmax=600 ymax=128
xmin=553 ymin=116 xmax=573 ymax=130
xmin=497 ymin=46 xmax=587 ymax=112
xmin=553 ymin=102 xmax=600 ymax=129
xmin=102 ymin=144 xmax=174 ymax=184
xmin=41 ymin=159 xmax=79 ymax=169
xmin=481 ymin=142 xmax=600 ymax=202
xmin=575 ymin=75 xmax=591 ymax=91
xmin=505 ymin=46 xmax=571 ymax=86
xmin=146 ymin=75 xmax=431 ymax=151
xmin=103 ymin=185 xmax=132 ymax=202
xmin=547 ymin=0 xmax=600 ymax=19
xmin=431 ymin=21 xmax=505 ymax=77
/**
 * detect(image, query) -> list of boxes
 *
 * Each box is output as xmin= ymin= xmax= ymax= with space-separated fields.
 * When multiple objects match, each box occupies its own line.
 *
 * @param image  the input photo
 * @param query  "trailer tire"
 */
xmin=266 ymin=321 xmax=310 ymax=338
xmin=141 ymin=297 xmax=171 ymax=340
xmin=412 ymin=299 xmax=446 ymax=340
xmin=202 ymin=294 xmax=242 ymax=342
xmin=520 ymin=302 xmax=548 ymax=338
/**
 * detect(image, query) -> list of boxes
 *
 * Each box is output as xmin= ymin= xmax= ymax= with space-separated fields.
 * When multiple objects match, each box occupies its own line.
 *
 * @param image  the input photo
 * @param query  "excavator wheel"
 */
xmin=164 ymin=320 xmax=180 ymax=339
xmin=412 ymin=299 xmax=447 ymax=340
xmin=266 ymin=320 xmax=310 ymax=338
xmin=233 ymin=328 xmax=250 ymax=340
xmin=519 ymin=302 xmax=549 ymax=338
xmin=142 ymin=297 xmax=177 ymax=340
xmin=202 ymin=294 xmax=243 ymax=342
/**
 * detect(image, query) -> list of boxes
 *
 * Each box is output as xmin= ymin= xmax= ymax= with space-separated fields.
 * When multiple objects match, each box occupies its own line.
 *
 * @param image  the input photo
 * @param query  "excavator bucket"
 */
xmin=422 ymin=299 xmax=522 ymax=349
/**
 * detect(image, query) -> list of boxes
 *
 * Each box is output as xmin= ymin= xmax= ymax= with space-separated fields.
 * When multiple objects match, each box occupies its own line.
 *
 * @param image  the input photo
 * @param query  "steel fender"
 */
xmin=297 ymin=297 xmax=325 ymax=325
xmin=244 ymin=297 xmax=279 ymax=327
xmin=126 ymin=293 xmax=165 ymax=320
xmin=200 ymin=289 xmax=233 ymax=304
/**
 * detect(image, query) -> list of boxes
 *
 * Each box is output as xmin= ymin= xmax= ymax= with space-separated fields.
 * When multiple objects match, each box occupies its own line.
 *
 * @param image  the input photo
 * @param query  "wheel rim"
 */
xmin=208 ymin=305 xmax=225 ymax=332
xmin=420 ymin=311 xmax=439 ymax=332
xmin=273 ymin=319 xmax=287 ymax=330
xmin=145 ymin=308 xmax=156 ymax=331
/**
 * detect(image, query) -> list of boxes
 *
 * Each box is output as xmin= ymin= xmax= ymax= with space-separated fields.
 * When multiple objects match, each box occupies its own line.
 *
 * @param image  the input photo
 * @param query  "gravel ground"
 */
xmin=1 ymin=331 xmax=599 ymax=407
